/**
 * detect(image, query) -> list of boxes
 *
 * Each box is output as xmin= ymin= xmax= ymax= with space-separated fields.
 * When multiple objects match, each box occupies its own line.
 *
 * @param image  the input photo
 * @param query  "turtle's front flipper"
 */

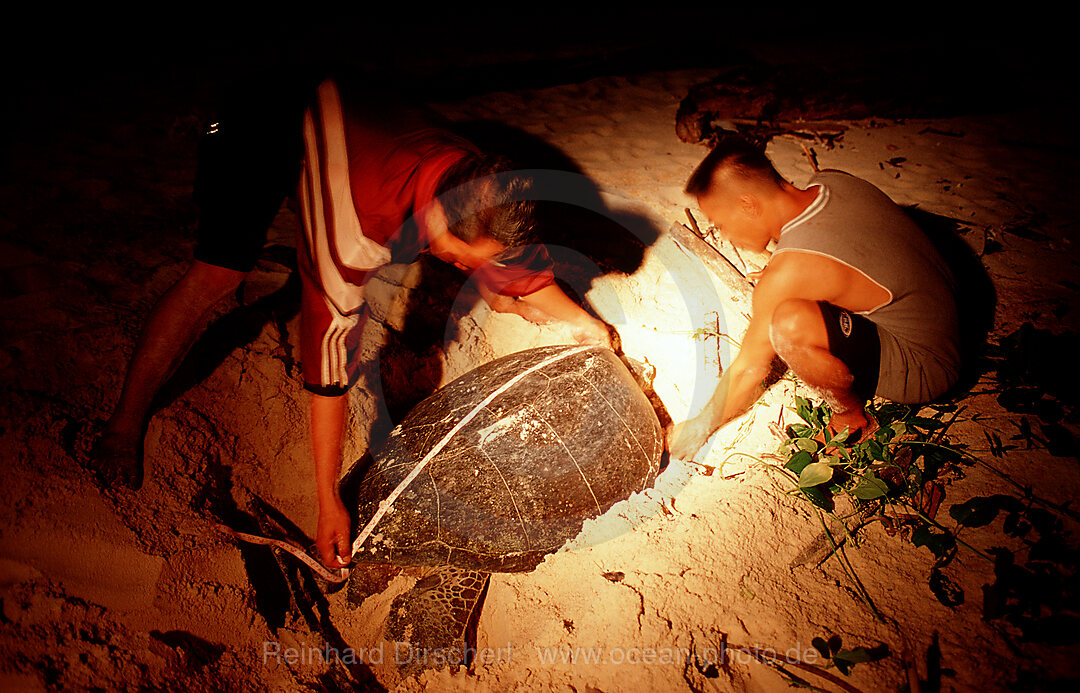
xmin=385 ymin=567 xmax=490 ymax=678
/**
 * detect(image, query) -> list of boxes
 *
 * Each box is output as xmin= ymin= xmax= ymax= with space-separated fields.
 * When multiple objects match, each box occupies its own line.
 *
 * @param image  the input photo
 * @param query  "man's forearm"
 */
xmin=700 ymin=363 xmax=770 ymax=433
xmin=309 ymin=392 xmax=347 ymax=505
xmin=519 ymin=284 xmax=596 ymax=327
xmin=519 ymin=283 xmax=613 ymax=347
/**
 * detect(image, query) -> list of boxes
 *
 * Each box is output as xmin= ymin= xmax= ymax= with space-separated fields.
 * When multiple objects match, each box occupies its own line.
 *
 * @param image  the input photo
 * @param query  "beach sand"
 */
xmin=2 ymin=22 xmax=1079 ymax=692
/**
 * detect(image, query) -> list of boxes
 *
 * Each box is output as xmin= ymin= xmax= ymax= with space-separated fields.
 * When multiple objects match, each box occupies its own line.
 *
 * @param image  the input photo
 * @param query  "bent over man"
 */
xmin=668 ymin=137 xmax=960 ymax=460
xmin=96 ymin=74 xmax=611 ymax=572
xmin=299 ymin=77 xmax=611 ymax=568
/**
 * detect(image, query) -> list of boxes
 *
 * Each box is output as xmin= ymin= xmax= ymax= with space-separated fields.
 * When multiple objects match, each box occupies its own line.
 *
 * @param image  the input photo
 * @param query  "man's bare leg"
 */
xmin=96 ymin=260 xmax=246 ymax=488
xmin=769 ymin=298 xmax=871 ymax=436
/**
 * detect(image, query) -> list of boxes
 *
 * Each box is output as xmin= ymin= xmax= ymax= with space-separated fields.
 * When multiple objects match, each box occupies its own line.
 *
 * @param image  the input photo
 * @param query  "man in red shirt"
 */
xmin=300 ymin=77 xmax=611 ymax=568
xmin=96 ymin=75 xmax=611 ymax=571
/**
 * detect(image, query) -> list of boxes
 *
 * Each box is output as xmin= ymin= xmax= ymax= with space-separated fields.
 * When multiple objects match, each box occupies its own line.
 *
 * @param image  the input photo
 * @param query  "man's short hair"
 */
xmin=436 ymin=155 xmax=537 ymax=248
xmin=684 ymin=135 xmax=785 ymax=197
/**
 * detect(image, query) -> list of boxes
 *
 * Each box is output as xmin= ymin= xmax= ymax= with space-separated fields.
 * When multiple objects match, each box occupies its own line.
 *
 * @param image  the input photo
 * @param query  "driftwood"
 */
xmin=675 ymin=60 xmax=978 ymax=148
xmin=665 ymin=221 xmax=753 ymax=304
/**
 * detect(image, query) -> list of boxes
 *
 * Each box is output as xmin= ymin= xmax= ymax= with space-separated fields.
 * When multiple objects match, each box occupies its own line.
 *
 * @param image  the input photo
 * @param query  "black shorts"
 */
xmin=193 ymin=74 xmax=310 ymax=272
xmin=818 ymin=302 xmax=881 ymax=401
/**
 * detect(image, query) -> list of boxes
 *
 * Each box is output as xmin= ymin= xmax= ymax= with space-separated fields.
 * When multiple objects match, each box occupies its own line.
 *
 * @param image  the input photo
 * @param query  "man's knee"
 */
xmin=769 ymin=299 xmax=827 ymax=356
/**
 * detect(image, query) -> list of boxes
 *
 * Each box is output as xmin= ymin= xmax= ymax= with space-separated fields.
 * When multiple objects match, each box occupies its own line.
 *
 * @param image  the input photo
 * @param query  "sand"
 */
xmin=2 ymin=30 xmax=1079 ymax=693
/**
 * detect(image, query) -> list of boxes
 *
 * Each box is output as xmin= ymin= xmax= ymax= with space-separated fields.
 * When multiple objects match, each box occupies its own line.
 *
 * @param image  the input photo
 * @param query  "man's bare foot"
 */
xmin=829 ymin=407 xmax=872 ymax=442
xmin=480 ymin=291 xmax=556 ymax=326
xmin=814 ymin=406 xmax=878 ymax=451
xmin=90 ymin=429 xmax=144 ymax=490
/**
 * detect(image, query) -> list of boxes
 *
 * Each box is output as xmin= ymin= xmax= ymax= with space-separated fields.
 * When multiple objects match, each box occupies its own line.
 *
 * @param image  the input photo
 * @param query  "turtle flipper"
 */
xmin=346 ymin=564 xmax=402 ymax=608
xmin=385 ymin=567 xmax=490 ymax=678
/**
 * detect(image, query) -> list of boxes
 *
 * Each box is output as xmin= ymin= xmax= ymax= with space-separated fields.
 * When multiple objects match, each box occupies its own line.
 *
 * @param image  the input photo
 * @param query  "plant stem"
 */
xmin=817 ymin=511 xmax=885 ymax=622
xmin=930 ymin=405 xmax=966 ymax=444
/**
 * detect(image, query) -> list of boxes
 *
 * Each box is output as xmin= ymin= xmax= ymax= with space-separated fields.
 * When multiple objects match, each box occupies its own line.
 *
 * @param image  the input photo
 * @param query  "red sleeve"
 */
xmin=414 ymin=152 xmax=463 ymax=226
xmin=298 ymin=264 xmax=366 ymax=395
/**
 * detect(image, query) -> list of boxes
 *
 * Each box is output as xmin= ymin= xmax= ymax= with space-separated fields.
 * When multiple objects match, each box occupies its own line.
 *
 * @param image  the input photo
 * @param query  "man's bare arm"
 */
xmin=667 ymin=262 xmax=804 ymax=460
xmin=518 ymin=283 xmax=614 ymax=349
xmin=310 ymin=392 xmax=352 ymax=568
xmin=476 ymin=281 xmax=557 ymax=325
xmin=667 ymin=314 xmax=777 ymax=460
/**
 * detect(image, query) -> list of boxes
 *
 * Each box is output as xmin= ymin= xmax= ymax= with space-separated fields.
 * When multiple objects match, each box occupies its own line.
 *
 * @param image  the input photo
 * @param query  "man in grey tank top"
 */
xmin=668 ymin=137 xmax=961 ymax=461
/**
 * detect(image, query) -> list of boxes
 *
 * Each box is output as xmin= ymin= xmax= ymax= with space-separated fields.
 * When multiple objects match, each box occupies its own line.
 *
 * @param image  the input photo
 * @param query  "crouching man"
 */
xmin=668 ymin=137 xmax=960 ymax=460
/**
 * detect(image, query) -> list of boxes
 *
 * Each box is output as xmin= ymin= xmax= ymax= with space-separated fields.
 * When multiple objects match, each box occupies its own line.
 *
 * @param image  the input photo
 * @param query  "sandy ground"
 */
xmin=2 ymin=31 xmax=1079 ymax=693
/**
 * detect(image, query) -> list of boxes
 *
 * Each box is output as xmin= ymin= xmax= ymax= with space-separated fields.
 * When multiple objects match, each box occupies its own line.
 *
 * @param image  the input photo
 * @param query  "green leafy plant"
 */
xmin=778 ymin=396 xmax=965 ymax=520
xmin=766 ymin=396 xmax=1078 ymax=642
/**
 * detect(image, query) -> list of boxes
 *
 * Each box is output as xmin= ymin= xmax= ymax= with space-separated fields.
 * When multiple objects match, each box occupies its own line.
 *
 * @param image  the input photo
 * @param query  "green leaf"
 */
xmin=851 ymin=474 xmax=889 ymax=500
xmin=796 ymin=396 xmax=813 ymax=423
xmin=910 ymin=416 xmax=946 ymax=430
xmin=785 ymin=450 xmax=813 ymax=474
xmin=794 ymin=437 xmax=821 ymax=453
xmin=799 ymin=462 xmax=834 ymax=488
xmin=865 ymin=440 xmax=886 ymax=461
xmin=833 ymin=644 xmax=890 ymax=675
xmin=786 ymin=423 xmax=812 ymax=439
xmin=800 ymin=486 xmax=834 ymax=511
xmin=873 ymin=403 xmax=908 ymax=427
xmin=834 ymin=647 xmax=878 ymax=664
xmin=830 ymin=427 xmax=851 ymax=446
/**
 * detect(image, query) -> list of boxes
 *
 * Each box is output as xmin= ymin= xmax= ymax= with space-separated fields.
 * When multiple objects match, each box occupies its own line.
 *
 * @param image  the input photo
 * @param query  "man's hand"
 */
xmin=316 ymin=494 xmax=352 ymax=569
xmin=667 ymin=415 xmax=715 ymax=462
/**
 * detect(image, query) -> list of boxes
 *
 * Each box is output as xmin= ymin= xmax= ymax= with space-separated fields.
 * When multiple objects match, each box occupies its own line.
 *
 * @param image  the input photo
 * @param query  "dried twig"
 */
xmin=685 ymin=207 xmax=703 ymax=237
xmin=801 ymin=143 xmax=821 ymax=173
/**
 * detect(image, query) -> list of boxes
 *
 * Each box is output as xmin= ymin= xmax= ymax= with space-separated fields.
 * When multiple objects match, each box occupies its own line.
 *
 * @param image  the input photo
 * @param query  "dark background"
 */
xmin=5 ymin=7 xmax=1071 ymax=127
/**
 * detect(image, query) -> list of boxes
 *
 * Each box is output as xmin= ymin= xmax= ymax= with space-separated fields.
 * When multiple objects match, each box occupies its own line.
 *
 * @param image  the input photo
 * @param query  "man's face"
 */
xmin=698 ymin=191 xmax=769 ymax=252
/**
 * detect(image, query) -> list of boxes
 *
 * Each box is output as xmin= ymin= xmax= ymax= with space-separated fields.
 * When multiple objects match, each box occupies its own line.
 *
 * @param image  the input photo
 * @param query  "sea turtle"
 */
xmin=225 ymin=343 xmax=665 ymax=677
xmin=345 ymin=343 xmax=665 ymax=674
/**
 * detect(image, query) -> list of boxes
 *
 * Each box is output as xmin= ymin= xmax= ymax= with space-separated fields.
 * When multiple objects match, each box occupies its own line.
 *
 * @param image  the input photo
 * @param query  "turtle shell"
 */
xmin=350 ymin=344 xmax=663 ymax=572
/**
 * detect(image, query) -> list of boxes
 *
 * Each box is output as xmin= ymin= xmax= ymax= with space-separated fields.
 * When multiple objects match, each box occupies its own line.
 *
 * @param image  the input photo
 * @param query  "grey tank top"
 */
xmin=774 ymin=171 xmax=960 ymax=402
